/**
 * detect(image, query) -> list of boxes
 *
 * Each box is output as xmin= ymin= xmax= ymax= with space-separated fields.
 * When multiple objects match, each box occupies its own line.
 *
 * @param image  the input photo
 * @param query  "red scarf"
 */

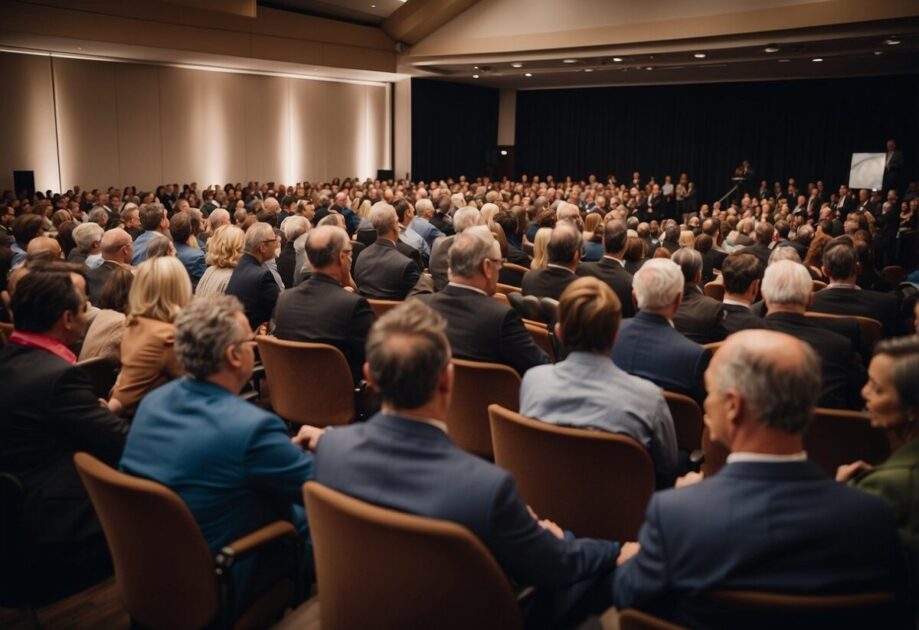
xmin=8 ymin=330 xmax=77 ymax=365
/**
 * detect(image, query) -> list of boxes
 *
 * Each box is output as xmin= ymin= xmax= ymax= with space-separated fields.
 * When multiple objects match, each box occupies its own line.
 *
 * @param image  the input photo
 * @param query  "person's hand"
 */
xmin=105 ymin=398 xmax=124 ymax=415
xmin=617 ymin=542 xmax=641 ymax=566
xmin=291 ymin=425 xmax=325 ymax=451
xmin=538 ymin=518 xmax=565 ymax=540
xmin=836 ymin=460 xmax=872 ymax=483
xmin=675 ymin=471 xmax=704 ymax=488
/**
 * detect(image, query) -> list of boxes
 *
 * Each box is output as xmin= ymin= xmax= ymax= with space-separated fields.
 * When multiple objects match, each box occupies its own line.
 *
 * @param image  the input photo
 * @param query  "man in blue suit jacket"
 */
xmin=614 ymin=330 xmax=905 ymax=628
xmin=304 ymin=300 xmax=620 ymax=627
xmin=611 ymin=258 xmax=710 ymax=402
xmin=226 ymin=222 xmax=281 ymax=329
xmin=120 ymin=295 xmax=317 ymax=613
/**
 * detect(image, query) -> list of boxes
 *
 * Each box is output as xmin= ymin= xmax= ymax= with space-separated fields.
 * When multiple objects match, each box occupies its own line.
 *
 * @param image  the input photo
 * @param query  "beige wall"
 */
xmin=497 ymin=89 xmax=516 ymax=147
xmin=394 ymin=78 xmax=412 ymax=179
xmin=0 ymin=51 xmax=391 ymax=191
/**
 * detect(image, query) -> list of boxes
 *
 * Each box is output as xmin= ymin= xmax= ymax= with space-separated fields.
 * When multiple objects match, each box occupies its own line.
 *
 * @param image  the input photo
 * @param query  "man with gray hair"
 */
xmin=671 ymin=247 xmax=727 ymax=344
xmin=429 ymin=206 xmax=481 ymax=291
xmin=68 ymin=222 xmax=105 ymax=268
xmin=415 ymin=226 xmax=547 ymax=375
xmin=761 ymin=260 xmax=859 ymax=409
xmin=226 ymin=222 xmax=281 ymax=329
xmin=277 ymin=215 xmax=310 ymax=288
xmin=409 ymin=197 xmax=444 ymax=252
xmin=208 ymin=207 xmax=231 ymax=236
xmin=353 ymin=202 xmax=420 ymax=300
xmin=612 ymin=258 xmax=710 ymax=402
xmin=522 ymin=222 xmax=582 ymax=300
xmin=614 ymin=329 xmax=903 ymax=628
xmin=120 ymin=295 xmax=317 ymax=614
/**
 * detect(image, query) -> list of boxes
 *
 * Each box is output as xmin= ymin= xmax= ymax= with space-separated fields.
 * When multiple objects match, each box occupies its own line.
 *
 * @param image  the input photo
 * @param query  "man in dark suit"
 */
xmin=428 ymin=207 xmax=481 ymax=291
xmin=835 ymin=184 xmax=857 ymax=215
xmin=612 ymin=258 xmax=711 ymax=402
xmin=308 ymin=300 xmax=619 ymax=627
xmin=522 ymin=222 xmax=580 ymax=300
xmin=354 ymin=203 xmax=420 ymax=300
xmin=773 ymin=219 xmax=807 ymax=259
xmin=883 ymin=138 xmax=904 ymax=194
xmin=0 ymin=269 xmax=128 ymax=599
xmin=226 ymin=222 xmax=281 ymax=330
xmin=614 ymin=330 xmax=903 ymax=628
xmin=762 ymin=260 xmax=862 ymax=409
xmin=671 ymin=248 xmax=727 ymax=344
xmin=273 ymin=226 xmax=373 ymax=384
xmin=577 ymin=219 xmax=636 ymax=318
xmin=810 ymin=239 xmax=901 ymax=337
xmin=648 ymin=223 xmax=680 ymax=257
xmin=277 ymin=216 xmax=309 ymax=288
xmin=742 ymin=221 xmax=773 ymax=266
xmin=720 ymin=252 xmax=765 ymax=334
xmin=416 ymin=227 xmax=548 ymax=376
xmin=85 ymin=228 xmax=133 ymax=305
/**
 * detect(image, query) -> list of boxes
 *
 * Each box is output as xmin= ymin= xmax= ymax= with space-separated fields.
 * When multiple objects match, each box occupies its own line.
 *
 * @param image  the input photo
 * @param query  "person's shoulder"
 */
xmin=134 ymin=317 xmax=176 ymax=344
xmin=521 ymin=361 xmax=555 ymax=386
xmin=615 ymin=367 xmax=664 ymax=398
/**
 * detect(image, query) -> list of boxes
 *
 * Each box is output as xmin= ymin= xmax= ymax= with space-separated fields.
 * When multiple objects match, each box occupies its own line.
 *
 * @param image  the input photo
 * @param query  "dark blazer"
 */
xmin=777 ymin=239 xmax=808 ymax=259
xmin=428 ymin=234 xmax=454 ymax=291
xmin=315 ymin=412 xmax=618 ymax=617
xmin=836 ymin=196 xmax=857 ymax=215
xmin=743 ymin=242 xmax=772 ymax=266
xmin=276 ymin=241 xmax=297 ymax=289
xmin=226 ymin=252 xmax=281 ymax=330
xmin=415 ymin=284 xmax=548 ymax=375
xmin=522 ymin=265 xmax=577 ymax=300
xmin=353 ymin=238 xmax=420 ymax=300
xmin=722 ymin=302 xmax=765 ymax=334
xmin=66 ymin=248 xmax=88 ymax=266
xmin=612 ymin=311 xmax=710 ymax=402
xmin=0 ymin=344 xmax=128 ymax=545
xmin=672 ymin=287 xmax=728 ymax=344
xmin=614 ymin=461 xmax=904 ymax=628
xmin=85 ymin=259 xmax=121 ymax=305
xmin=577 ymin=257 xmax=636 ymax=318
xmin=765 ymin=312 xmax=859 ymax=409
xmin=272 ymin=273 xmax=374 ymax=383
xmin=810 ymin=286 xmax=901 ymax=338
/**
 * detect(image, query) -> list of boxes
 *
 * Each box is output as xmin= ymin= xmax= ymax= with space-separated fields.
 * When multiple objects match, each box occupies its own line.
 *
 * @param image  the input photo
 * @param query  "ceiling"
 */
xmin=259 ymin=0 xmax=406 ymax=25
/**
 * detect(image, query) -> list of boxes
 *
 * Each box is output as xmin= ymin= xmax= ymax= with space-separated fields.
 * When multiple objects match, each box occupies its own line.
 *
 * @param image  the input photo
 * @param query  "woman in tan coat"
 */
xmin=79 ymin=266 xmax=133 ymax=365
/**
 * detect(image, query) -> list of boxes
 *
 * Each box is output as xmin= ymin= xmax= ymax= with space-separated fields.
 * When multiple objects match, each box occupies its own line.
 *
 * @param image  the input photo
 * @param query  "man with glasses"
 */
xmin=227 ymin=222 xmax=282 ymax=330
xmin=414 ymin=227 xmax=547 ymax=376
xmin=272 ymin=225 xmax=373 ymax=384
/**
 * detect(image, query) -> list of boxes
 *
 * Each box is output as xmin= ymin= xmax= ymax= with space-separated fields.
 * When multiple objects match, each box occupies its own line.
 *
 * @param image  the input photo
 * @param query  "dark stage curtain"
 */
xmin=515 ymin=75 xmax=919 ymax=202
xmin=411 ymin=78 xmax=499 ymax=182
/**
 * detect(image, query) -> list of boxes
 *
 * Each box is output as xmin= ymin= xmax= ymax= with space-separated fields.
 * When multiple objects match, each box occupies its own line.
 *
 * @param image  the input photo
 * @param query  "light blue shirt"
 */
xmin=131 ymin=230 xmax=156 ymax=265
xmin=520 ymin=351 xmax=678 ymax=476
xmin=410 ymin=216 xmax=444 ymax=252
xmin=399 ymin=225 xmax=430 ymax=257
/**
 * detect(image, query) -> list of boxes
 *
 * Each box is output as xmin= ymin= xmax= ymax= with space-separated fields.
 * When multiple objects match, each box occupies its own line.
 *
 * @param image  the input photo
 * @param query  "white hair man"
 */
xmin=671 ymin=247 xmax=727 ymax=344
xmin=278 ymin=215 xmax=310 ymax=288
xmin=761 ymin=260 xmax=859 ymax=409
xmin=429 ymin=206 xmax=481 ymax=291
xmin=611 ymin=258 xmax=710 ymax=402
xmin=69 ymin=222 xmax=104 ymax=268
xmin=409 ymin=197 xmax=444 ymax=252
xmin=225 ymin=222 xmax=281 ymax=330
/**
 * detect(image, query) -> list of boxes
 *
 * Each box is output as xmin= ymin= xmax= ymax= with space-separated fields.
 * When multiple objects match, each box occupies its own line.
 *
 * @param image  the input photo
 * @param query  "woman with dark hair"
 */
xmin=694 ymin=233 xmax=715 ymax=284
xmin=56 ymin=220 xmax=78 ymax=259
xmin=79 ymin=266 xmax=134 ymax=364
xmin=622 ymin=236 xmax=647 ymax=275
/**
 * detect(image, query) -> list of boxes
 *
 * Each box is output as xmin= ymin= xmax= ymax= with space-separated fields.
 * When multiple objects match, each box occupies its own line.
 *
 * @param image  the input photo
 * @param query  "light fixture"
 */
xmin=694 ymin=53 xmax=706 ymax=59
xmin=472 ymin=74 xmax=480 ymax=78
xmin=812 ymin=57 xmax=823 ymax=62
xmin=562 ymin=59 xmax=576 ymax=64
xmin=645 ymin=66 xmax=653 ymax=70
xmin=612 ymin=57 xmax=623 ymax=62
xmin=874 ymin=51 xmax=883 ymax=56
xmin=511 ymin=62 xmax=523 ymax=68
xmin=885 ymin=38 xmax=901 ymax=45
xmin=524 ymin=72 xmax=533 ymax=77
xmin=778 ymin=58 xmax=791 ymax=63
xmin=583 ymin=68 xmax=593 ymax=72
xmin=500 ymin=150 xmax=508 ymax=156
xmin=764 ymin=46 xmax=780 ymax=53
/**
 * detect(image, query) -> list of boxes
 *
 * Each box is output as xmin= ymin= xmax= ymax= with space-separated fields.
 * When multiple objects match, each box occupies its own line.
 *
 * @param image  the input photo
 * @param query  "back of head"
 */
xmin=671 ymin=247 xmax=703 ymax=285
xmin=12 ymin=214 xmax=44 ymax=245
xmin=448 ymin=226 xmax=495 ymax=279
xmin=556 ymin=202 xmax=580 ymax=223
xmin=280 ymin=215 xmax=310 ymax=242
xmin=129 ymin=256 xmax=192 ymax=323
xmin=169 ymin=211 xmax=192 ymax=244
xmin=365 ymin=300 xmax=451 ymax=409
xmin=559 ymin=276 xmax=621 ymax=354
xmin=547 ymin=222 xmax=582 ymax=265
xmin=174 ymin=294 xmax=247 ymax=380
xmin=97 ymin=266 xmax=134 ymax=312
xmin=369 ymin=202 xmax=397 ymax=236
xmin=822 ymin=240 xmax=857 ymax=280
xmin=768 ymin=245 xmax=801 ymax=265
xmin=244 ymin=222 xmax=274 ymax=254
xmin=10 ymin=268 xmax=83 ymax=333
xmin=100 ymin=228 xmax=131 ymax=257
xmin=206 ymin=225 xmax=245 ymax=268
xmin=208 ymin=208 xmax=230 ymax=231
xmin=664 ymin=224 xmax=681 ymax=243
xmin=72 ymin=222 xmax=104 ymax=253
xmin=722 ymin=252 xmax=764 ymax=295
xmin=453 ymin=207 xmax=481 ymax=234
xmin=755 ymin=221 xmax=775 ymax=244
xmin=305 ymin=225 xmax=349 ymax=270
xmin=603 ymin=220 xmax=628 ymax=254
xmin=139 ymin=203 xmax=165 ymax=231
xmin=633 ymin=258 xmax=684 ymax=310
xmin=761 ymin=260 xmax=811 ymax=308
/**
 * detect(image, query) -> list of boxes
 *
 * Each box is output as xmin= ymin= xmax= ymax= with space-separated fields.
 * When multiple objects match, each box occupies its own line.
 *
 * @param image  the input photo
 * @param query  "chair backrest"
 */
xmin=881 ymin=265 xmax=905 ymax=286
xmin=812 ymin=279 xmax=828 ymax=291
xmin=803 ymin=408 xmax=891 ymax=476
xmin=367 ymin=298 xmax=401 ymax=320
xmin=495 ymin=283 xmax=521 ymax=295
xmin=507 ymin=292 xmax=542 ymax=322
xmin=663 ymin=391 xmax=704 ymax=452
xmin=489 ymin=405 xmax=654 ymax=541
xmin=703 ymin=282 xmax=724 ymax=301
xmin=355 ymin=228 xmax=377 ymax=247
xmin=702 ymin=341 xmax=724 ymax=355
xmin=538 ymin=297 xmax=560 ymax=326
xmin=523 ymin=320 xmax=557 ymax=363
xmin=447 ymin=360 xmax=521 ymax=459
xmin=703 ymin=589 xmax=897 ymax=628
xmin=619 ymin=609 xmax=687 ymax=630
xmin=77 ymin=356 xmax=119 ymax=399
xmin=701 ymin=426 xmax=729 ymax=477
xmin=501 ymin=262 xmax=529 ymax=287
xmin=303 ymin=482 xmax=522 ymax=630
xmin=493 ymin=292 xmax=510 ymax=307
xmin=256 ymin=336 xmax=354 ymax=426
xmin=805 ymin=311 xmax=883 ymax=347
xmin=73 ymin=453 xmax=218 ymax=630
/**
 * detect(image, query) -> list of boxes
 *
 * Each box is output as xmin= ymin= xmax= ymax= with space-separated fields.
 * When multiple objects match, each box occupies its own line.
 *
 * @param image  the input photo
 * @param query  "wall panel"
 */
xmin=114 ymin=63 xmax=163 ymax=190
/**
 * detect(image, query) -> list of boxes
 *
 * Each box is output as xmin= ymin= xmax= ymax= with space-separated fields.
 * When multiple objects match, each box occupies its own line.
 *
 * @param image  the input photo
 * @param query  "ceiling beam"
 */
xmin=382 ymin=0 xmax=481 ymax=45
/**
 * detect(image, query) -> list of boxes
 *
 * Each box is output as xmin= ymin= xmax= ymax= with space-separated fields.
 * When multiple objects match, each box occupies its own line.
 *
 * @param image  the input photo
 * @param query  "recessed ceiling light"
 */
xmin=500 ymin=150 xmax=508 ymax=156
xmin=612 ymin=57 xmax=623 ymax=62
xmin=371 ymin=3 xmax=376 ymax=7
xmin=812 ymin=57 xmax=823 ymax=62
xmin=583 ymin=68 xmax=593 ymax=72
xmin=511 ymin=63 xmax=523 ymax=68
xmin=885 ymin=38 xmax=901 ymax=45
xmin=472 ymin=74 xmax=479 ymax=78
xmin=473 ymin=66 xmax=479 ymax=70
xmin=764 ymin=46 xmax=780 ymax=53
xmin=524 ymin=72 xmax=533 ymax=77
xmin=562 ymin=59 xmax=577 ymax=64
xmin=645 ymin=66 xmax=653 ymax=70
xmin=874 ymin=51 xmax=883 ymax=56
xmin=694 ymin=53 xmax=706 ymax=59
xmin=778 ymin=58 xmax=791 ymax=63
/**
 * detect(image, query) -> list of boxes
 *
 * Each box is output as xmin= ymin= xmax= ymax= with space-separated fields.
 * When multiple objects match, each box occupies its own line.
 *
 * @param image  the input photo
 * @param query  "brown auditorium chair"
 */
xmin=77 ymin=356 xmax=119 ymax=399
xmin=811 ymin=279 xmax=827 ymax=291
xmin=701 ymin=426 xmax=729 ymax=477
xmin=488 ymin=404 xmax=654 ymax=541
xmin=663 ymin=391 xmax=704 ymax=453
xmin=523 ymin=319 xmax=557 ymax=363
xmin=74 ymin=452 xmax=300 ymax=630
xmin=303 ymin=481 xmax=522 ymax=630
xmin=501 ymin=262 xmax=530 ymax=286
xmin=881 ymin=265 xmax=905 ymax=286
xmin=803 ymin=408 xmax=890 ymax=476
xmin=703 ymin=341 xmax=724 ymax=355
xmin=495 ymin=282 xmax=521 ymax=295
xmin=619 ymin=609 xmax=687 ymax=630
xmin=447 ymin=360 xmax=521 ymax=459
xmin=704 ymin=589 xmax=897 ymax=629
xmin=508 ymin=291 xmax=542 ymax=322
xmin=702 ymin=281 xmax=724 ymax=301
xmin=492 ymin=292 xmax=510 ymax=307
xmin=256 ymin=336 xmax=354 ymax=427
xmin=367 ymin=298 xmax=400 ymax=320
xmin=805 ymin=311 xmax=883 ymax=347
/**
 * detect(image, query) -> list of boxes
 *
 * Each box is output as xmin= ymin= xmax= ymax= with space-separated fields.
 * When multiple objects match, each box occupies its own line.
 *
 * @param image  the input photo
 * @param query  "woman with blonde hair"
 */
xmin=531 ymin=227 xmax=553 ymax=270
xmin=196 ymin=225 xmax=245 ymax=297
xmin=107 ymin=256 xmax=191 ymax=415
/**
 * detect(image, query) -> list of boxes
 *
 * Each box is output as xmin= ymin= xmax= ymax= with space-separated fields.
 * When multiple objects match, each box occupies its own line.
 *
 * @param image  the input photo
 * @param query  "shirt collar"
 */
xmin=723 ymin=298 xmax=752 ymax=308
xmin=726 ymin=451 xmax=807 ymax=464
xmin=826 ymin=282 xmax=860 ymax=290
xmin=547 ymin=264 xmax=575 ymax=274
xmin=8 ymin=330 xmax=77 ymax=364
xmin=381 ymin=408 xmax=447 ymax=433
xmin=447 ymin=282 xmax=487 ymax=296
xmin=602 ymin=255 xmax=624 ymax=266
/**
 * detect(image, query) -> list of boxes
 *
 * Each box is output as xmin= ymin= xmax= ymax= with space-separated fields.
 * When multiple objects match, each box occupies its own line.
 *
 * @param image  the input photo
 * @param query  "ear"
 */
xmin=225 ymin=341 xmax=244 ymax=370
xmin=553 ymin=321 xmax=563 ymax=344
xmin=724 ymin=388 xmax=744 ymax=432
xmin=439 ymin=362 xmax=454 ymax=397
xmin=362 ymin=362 xmax=376 ymax=390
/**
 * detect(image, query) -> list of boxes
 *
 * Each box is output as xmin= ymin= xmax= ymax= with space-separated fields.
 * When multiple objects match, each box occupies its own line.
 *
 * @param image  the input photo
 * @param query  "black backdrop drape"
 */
xmin=411 ymin=78 xmax=499 ymax=182
xmin=515 ymin=74 xmax=919 ymax=202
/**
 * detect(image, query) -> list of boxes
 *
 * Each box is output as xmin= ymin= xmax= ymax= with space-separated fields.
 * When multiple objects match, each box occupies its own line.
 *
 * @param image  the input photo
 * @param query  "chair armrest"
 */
xmin=215 ymin=520 xmax=299 ymax=569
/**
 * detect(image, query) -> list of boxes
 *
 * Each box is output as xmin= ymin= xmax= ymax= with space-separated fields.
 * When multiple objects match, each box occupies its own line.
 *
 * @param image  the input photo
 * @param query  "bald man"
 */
xmin=272 ymin=226 xmax=372 ymax=383
xmin=614 ymin=330 xmax=904 ymax=627
xmin=86 ymin=228 xmax=133 ymax=305
xmin=25 ymin=236 xmax=63 ymax=263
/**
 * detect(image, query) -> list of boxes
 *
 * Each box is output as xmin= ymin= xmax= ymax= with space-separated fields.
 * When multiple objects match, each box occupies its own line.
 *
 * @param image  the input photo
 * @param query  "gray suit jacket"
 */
xmin=429 ymin=234 xmax=455 ymax=291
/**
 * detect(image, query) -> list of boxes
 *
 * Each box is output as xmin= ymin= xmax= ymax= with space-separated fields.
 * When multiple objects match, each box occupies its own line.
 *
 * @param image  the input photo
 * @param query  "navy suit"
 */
xmin=614 ymin=461 xmax=904 ymax=628
xmin=315 ymin=413 xmax=619 ymax=623
xmin=612 ymin=311 xmax=710 ymax=402
xmin=226 ymin=252 xmax=281 ymax=329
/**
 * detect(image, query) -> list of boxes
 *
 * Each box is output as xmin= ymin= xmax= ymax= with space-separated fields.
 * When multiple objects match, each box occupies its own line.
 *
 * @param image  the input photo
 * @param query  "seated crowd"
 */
xmin=1 ymin=170 xmax=918 ymax=628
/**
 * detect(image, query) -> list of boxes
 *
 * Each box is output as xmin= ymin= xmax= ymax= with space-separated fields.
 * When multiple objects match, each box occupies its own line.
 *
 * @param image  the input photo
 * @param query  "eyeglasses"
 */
xmin=488 ymin=257 xmax=506 ymax=269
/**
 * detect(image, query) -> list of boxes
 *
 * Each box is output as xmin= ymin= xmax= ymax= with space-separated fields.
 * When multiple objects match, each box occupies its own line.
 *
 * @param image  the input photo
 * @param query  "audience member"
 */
xmin=79 ymin=266 xmax=133 ymax=364
xmin=226 ymin=222 xmax=281 ymax=330
xmin=85 ymin=228 xmax=133 ymax=305
xmin=671 ymin=248 xmax=727 ymax=344
xmin=522 ymin=222 xmax=581 ymax=299
xmin=68 ymin=222 xmax=104 ymax=268
xmin=429 ymin=207 xmax=480 ymax=291
xmin=131 ymin=203 xmax=170 ymax=265
xmin=197 ymin=225 xmax=244 ymax=298
xmin=353 ymin=203 xmax=420 ymax=300
xmin=170 ymin=211 xmax=206 ymax=287
xmin=576 ymin=219 xmax=636 ymax=318
xmin=720 ymin=252 xmax=766 ymax=333
xmin=10 ymin=214 xmax=45 ymax=267
xmin=277 ymin=215 xmax=309 ymax=288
